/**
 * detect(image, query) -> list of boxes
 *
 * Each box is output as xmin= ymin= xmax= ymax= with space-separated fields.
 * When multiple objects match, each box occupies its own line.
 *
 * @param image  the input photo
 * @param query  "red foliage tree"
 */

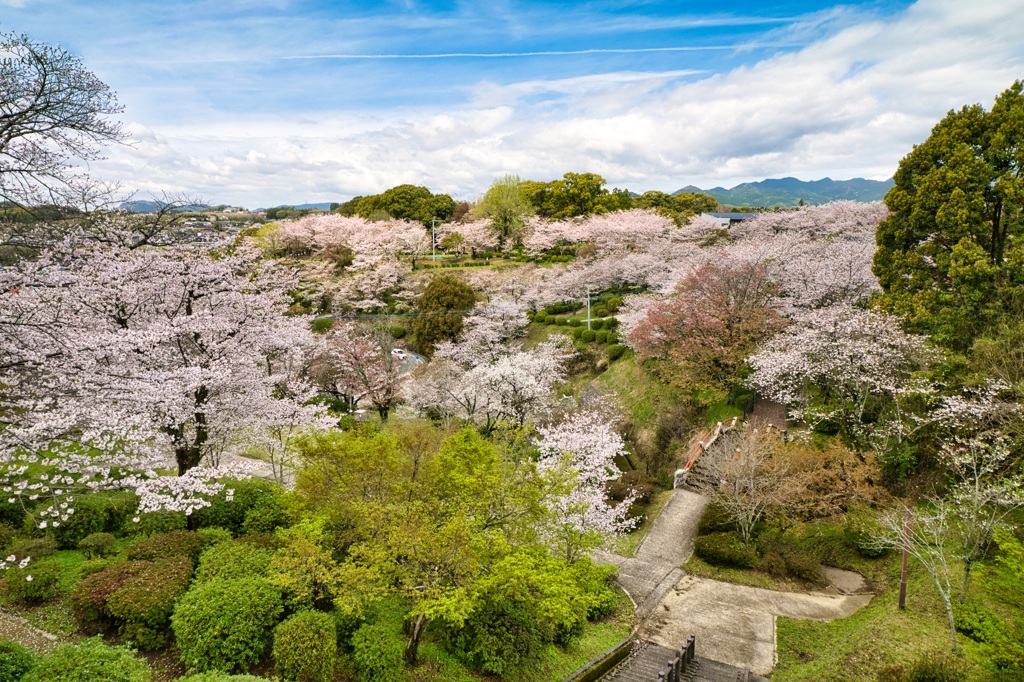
xmin=629 ymin=261 xmax=784 ymax=395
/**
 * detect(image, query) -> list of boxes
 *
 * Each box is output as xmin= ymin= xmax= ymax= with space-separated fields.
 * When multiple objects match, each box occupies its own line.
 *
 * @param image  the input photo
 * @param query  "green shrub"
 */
xmin=190 ymin=479 xmax=284 ymax=536
xmin=124 ymin=511 xmax=187 ymax=537
xmin=581 ymin=329 xmax=596 ymax=343
xmin=696 ymin=501 xmax=736 ymax=535
xmin=127 ymin=530 xmax=208 ymax=566
xmin=607 ymin=344 xmax=626 ymax=361
xmin=351 ymin=622 xmax=404 ymax=682
xmin=6 ymin=560 xmax=60 ymax=603
xmin=605 ymin=297 xmax=622 ymax=312
xmin=273 ymin=611 xmax=337 ymax=682
xmin=78 ymin=558 xmax=117 ymax=579
xmin=310 ymin=318 xmax=335 ymax=334
xmin=95 ymin=492 xmax=141 ymax=533
xmin=78 ymin=533 xmax=117 ymax=559
xmin=589 ymin=318 xmax=604 ymax=330
xmin=9 ymin=536 xmax=56 ymax=561
xmin=389 ymin=326 xmax=406 ymax=339
xmin=172 ymin=577 xmax=284 ymax=674
xmin=196 ymin=541 xmax=274 ymax=583
xmin=603 ymin=316 xmax=620 ymax=330
xmin=0 ymin=638 xmax=35 ymax=682
xmin=568 ymin=318 xmax=581 ymax=327
xmin=105 ymin=557 xmax=193 ymax=650
xmin=49 ymin=497 xmax=111 ymax=549
xmin=595 ymin=331 xmax=608 ymax=344
xmin=72 ymin=561 xmax=151 ymax=633
xmin=21 ymin=637 xmax=150 ymax=682
xmin=0 ymin=525 xmax=15 ymax=553
xmin=241 ymin=498 xmax=290 ymax=536
xmin=693 ymin=532 xmax=757 ymax=569
xmin=569 ymin=326 xmax=584 ymax=339
xmin=594 ymin=307 xmax=608 ymax=318
xmin=195 ymin=526 xmax=233 ymax=547
xmin=175 ymin=671 xmax=268 ymax=675
xmin=447 ymin=596 xmax=544 ymax=676
xmin=0 ymin=498 xmax=27 ymax=529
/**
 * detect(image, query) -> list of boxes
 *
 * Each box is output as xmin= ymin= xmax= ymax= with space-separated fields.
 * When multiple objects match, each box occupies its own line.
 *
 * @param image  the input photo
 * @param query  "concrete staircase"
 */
xmin=603 ymin=639 xmax=768 ymax=682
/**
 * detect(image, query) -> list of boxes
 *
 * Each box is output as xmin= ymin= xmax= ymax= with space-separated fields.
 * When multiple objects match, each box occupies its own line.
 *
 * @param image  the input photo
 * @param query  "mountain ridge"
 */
xmin=675 ymin=176 xmax=893 ymax=208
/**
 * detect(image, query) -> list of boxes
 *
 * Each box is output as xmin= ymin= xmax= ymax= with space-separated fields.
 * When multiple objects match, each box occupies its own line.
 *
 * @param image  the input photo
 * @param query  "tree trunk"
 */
xmin=404 ymin=613 xmax=427 ymax=665
xmin=959 ymin=560 xmax=973 ymax=603
xmin=377 ymin=404 xmax=390 ymax=423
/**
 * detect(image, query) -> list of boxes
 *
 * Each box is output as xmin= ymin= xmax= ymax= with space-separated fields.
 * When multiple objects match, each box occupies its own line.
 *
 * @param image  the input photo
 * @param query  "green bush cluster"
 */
xmin=47 ymin=492 xmax=137 ymax=549
xmin=189 ymin=479 xmax=288 ymax=537
xmin=607 ymin=344 xmax=627 ymax=361
xmin=177 ymin=671 xmax=270 ymax=675
xmin=124 ymin=511 xmax=187 ymax=537
xmin=0 ymin=639 xmax=35 ymax=682
xmin=310 ymin=317 xmax=335 ymax=334
xmin=389 ymin=325 xmax=406 ymax=339
xmin=78 ymin=532 xmax=117 ymax=559
xmin=448 ymin=596 xmax=544 ymax=676
xmin=8 ymin=536 xmax=56 ymax=561
xmin=693 ymin=532 xmax=758 ymax=569
xmin=171 ymin=577 xmax=283 ymax=675
xmin=273 ymin=610 xmax=337 ymax=682
xmin=351 ymin=623 xmax=404 ymax=682
xmin=196 ymin=541 xmax=274 ymax=583
xmin=21 ymin=637 xmax=150 ymax=682
xmin=105 ymin=557 xmax=193 ymax=649
xmin=5 ymin=560 xmax=61 ymax=603
xmin=127 ymin=530 xmax=210 ymax=566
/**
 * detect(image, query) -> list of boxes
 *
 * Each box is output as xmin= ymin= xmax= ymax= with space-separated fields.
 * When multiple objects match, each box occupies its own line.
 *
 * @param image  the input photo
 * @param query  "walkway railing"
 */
xmin=656 ymin=635 xmax=696 ymax=681
xmin=673 ymin=417 xmax=738 ymax=488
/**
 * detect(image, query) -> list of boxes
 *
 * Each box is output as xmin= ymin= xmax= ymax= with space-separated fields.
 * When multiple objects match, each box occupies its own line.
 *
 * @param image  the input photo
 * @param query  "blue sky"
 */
xmin=2 ymin=0 xmax=1022 ymax=207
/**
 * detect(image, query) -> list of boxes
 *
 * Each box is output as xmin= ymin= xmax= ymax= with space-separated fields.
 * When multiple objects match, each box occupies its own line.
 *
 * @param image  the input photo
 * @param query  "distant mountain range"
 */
xmin=253 ymin=202 xmax=337 ymax=212
xmin=674 ymin=177 xmax=893 ymax=208
xmin=120 ymin=200 xmax=211 ymax=213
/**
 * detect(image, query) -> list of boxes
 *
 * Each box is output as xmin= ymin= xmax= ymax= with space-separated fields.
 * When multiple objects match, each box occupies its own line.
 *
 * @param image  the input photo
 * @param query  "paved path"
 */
xmin=638 ymin=575 xmax=872 ymax=675
xmin=595 ymin=481 xmax=873 ymax=676
xmin=594 ymin=488 xmax=707 ymax=616
xmin=0 ymin=608 xmax=59 ymax=652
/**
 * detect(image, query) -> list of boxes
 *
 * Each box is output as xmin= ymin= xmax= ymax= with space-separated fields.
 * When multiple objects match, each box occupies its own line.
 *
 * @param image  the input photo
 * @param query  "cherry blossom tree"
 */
xmin=534 ymin=409 xmax=637 ymax=561
xmin=313 ymin=321 xmax=404 ymax=422
xmin=0 ymin=234 xmax=329 ymax=520
xmin=630 ymin=260 xmax=784 ymax=395
xmin=746 ymin=304 xmax=928 ymax=439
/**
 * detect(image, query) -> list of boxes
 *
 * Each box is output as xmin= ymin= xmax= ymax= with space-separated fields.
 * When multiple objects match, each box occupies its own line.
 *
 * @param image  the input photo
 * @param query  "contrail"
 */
xmin=282 ymin=44 xmax=797 ymax=60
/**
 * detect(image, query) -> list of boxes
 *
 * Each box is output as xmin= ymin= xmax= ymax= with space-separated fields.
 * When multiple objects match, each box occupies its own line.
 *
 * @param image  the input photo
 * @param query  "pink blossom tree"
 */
xmin=0 ymin=235 xmax=329 ymax=520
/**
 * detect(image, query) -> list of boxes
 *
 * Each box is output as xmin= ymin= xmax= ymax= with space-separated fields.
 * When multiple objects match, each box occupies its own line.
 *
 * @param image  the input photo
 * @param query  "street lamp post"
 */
xmin=431 ymin=217 xmax=437 ymax=261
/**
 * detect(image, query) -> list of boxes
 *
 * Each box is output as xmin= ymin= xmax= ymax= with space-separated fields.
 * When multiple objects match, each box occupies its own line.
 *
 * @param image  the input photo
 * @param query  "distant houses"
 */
xmin=700 ymin=212 xmax=758 ymax=227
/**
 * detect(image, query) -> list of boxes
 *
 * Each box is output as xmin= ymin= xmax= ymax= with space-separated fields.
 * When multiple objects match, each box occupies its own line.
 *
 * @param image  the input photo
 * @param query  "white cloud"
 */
xmin=91 ymin=0 xmax=1024 ymax=207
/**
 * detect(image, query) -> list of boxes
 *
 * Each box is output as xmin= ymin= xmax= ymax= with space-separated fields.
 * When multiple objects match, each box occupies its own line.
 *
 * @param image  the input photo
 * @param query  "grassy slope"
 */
xmin=774 ymin=554 xmax=1017 ymax=681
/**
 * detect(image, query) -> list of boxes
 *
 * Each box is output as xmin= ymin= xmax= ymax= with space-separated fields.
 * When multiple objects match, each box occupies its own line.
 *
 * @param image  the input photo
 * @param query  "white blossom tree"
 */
xmin=746 ymin=304 xmax=928 ymax=439
xmin=0 ymin=234 xmax=329 ymax=520
xmin=534 ymin=409 xmax=637 ymax=561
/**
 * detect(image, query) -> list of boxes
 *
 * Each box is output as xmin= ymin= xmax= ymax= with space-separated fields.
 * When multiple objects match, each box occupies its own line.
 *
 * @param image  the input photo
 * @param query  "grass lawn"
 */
xmin=774 ymin=554 xmax=1021 ymax=682
xmin=594 ymin=355 xmax=674 ymax=428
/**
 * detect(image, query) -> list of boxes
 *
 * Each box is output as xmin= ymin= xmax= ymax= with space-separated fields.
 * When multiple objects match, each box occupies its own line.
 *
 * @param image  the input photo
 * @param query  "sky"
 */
xmin=2 ymin=0 xmax=1023 ymax=208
